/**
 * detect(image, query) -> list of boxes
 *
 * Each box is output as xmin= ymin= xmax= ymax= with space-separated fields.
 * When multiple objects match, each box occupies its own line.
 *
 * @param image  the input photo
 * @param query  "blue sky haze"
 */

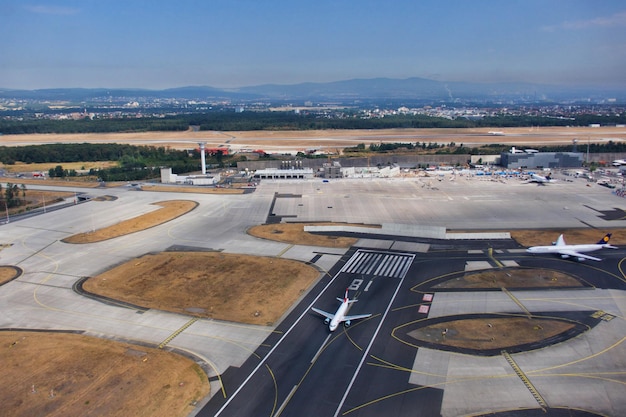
xmin=1 ymin=0 xmax=625 ymax=89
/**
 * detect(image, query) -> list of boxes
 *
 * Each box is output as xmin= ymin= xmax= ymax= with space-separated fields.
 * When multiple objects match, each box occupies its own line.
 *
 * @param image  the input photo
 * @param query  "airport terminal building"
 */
xmin=252 ymin=167 xmax=315 ymax=180
xmin=500 ymin=151 xmax=584 ymax=169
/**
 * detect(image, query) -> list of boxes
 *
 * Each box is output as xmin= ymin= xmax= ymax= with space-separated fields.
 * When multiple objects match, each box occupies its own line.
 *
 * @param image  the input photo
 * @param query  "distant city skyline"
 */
xmin=1 ymin=0 xmax=625 ymax=90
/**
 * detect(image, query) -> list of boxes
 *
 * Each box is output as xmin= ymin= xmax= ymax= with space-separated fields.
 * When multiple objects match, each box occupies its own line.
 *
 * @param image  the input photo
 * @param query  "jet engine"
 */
xmin=324 ymin=318 xmax=330 ymax=325
xmin=345 ymin=320 xmax=351 ymax=327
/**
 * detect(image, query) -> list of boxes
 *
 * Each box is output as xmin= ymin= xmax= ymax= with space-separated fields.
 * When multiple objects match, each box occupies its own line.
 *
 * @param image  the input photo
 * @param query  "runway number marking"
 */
xmin=348 ymin=279 xmax=364 ymax=291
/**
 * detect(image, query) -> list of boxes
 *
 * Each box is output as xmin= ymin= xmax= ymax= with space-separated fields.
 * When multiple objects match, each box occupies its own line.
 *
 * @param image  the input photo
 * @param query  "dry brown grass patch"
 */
xmin=409 ymin=317 xmax=575 ymax=350
xmin=1 ymin=331 xmax=209 ymax=417
xmin=1 ymin=190 xmax=76 ymax=217
xmin=82 ymin=252 xmax=320 ymax=325
xmin=248 ymin=223 xmax=370 ymax=247
xmin=434 ymin=268 xmax=583 ymax=289
xmin=2 ymin=161 xmax=118 ymax=174
xmin=62 ymin=200 xmax=197 ymax=244
xmin=0 ymin=266 xmax=20 ymax=285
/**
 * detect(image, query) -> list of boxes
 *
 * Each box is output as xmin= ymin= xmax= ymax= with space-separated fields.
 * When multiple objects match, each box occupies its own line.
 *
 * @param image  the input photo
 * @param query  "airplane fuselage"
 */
xmin=311 ymin=289 xmax=372 ymax=331
xmin=329 ymin=299 xmax=349 ymax=331
xmin=527 ymin=243 xmax=608 ymax=256
xmin=526 ymin=233 xmax=617 ymax=261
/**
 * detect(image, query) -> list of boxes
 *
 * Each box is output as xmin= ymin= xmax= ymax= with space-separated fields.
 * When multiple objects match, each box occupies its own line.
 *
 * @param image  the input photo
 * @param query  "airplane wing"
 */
xmin=343 ymin=313 xmax=372 ymax=321
xmin=558 ymin=249 xmax=602 ymax=261
xmin=311 ymin=307 xmax=335 ymax=320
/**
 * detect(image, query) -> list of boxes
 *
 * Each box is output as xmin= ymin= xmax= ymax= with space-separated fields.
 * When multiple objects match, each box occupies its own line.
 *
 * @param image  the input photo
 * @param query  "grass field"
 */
xmin=2 ymin=161 xmax=118 ymax=174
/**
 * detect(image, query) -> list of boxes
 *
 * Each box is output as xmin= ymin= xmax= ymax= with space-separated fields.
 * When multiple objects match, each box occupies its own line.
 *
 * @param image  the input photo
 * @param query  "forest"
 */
xmin=0 ymin=143 xmax=202 ymax=182
xmin=2 ymin=111 xmax=626 ymax=135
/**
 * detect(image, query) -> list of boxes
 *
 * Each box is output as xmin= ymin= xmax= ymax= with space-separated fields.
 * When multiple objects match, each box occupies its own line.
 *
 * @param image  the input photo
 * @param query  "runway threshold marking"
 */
xmin=158 ymin=318 xmax=198 ymax=349
xmin=501 ymin=287 xmax=532 ymax=318
xmin=502 ymin=350 xmax=548 ymax=409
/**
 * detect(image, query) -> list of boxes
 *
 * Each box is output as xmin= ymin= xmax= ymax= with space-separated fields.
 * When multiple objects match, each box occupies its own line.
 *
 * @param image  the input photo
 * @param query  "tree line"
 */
xmin=0 ymin=143 xmax=192 ymax=165
xmin=2 ymin=111 xmax=626 ymax=135
xmin=0 ymin=143 xmax=201 ymax=182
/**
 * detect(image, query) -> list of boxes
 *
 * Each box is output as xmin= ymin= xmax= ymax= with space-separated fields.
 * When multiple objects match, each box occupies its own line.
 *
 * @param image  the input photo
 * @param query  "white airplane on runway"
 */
xmin=311 ymin=289 xmax=372 ymax=331
xmin=524 ymin=173 xmax=556 ymax=185
xmin=526 ymin=233 xmax=617 ymax=261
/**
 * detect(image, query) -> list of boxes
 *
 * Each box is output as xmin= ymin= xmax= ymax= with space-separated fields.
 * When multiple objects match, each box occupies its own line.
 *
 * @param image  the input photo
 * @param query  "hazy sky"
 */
xmin=1 ymin=0 xmax=625 ymax=89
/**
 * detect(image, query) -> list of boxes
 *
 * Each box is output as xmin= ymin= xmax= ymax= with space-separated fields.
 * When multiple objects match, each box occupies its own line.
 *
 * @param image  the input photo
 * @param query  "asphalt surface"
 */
xmin=201 ymin=241 xmax=626 ymax=417
xmin=0 ymin=172 xmax=625 ymax=417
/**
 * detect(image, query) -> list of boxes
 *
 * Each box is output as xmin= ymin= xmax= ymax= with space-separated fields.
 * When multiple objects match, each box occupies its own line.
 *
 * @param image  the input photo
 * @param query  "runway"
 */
xmin=200 ymin=240 xmax=626 ymax=417
xmin=0 ymin=173 xmax=625 ymax=416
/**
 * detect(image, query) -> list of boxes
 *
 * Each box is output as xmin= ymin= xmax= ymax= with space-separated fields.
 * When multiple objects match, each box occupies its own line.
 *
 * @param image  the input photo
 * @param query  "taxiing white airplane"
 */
xmin=311 ymin=288 xmax=372 ymax=331
xmin=524 ymin=173 xmax=556 ymax=185
xmin=526 ymin=233 xmax=617 ymax=261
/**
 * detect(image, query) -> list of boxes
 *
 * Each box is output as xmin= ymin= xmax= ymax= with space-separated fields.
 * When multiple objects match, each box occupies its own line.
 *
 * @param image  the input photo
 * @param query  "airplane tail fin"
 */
xmin=555 ymin=234 xmax=566 ymax=246
xmin=597 ymin=233 xmax=612 ymax=245
xmin=343 ymin=288 xmax=358 ymax=304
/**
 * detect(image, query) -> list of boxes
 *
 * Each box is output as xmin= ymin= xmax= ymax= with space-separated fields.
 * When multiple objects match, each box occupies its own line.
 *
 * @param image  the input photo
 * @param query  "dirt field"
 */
xmin=2 ymin=161 xmax=118 ymax=174
xmin=82 ymin=252 xmax=321 ymax=325
xmin=248 ymin=223 xmax=364 ymax=247
xmin=2 ymin=189 xmax=76 ymax=217
xmin=2 ymin=126 xmax=624 ymax=151
xmin=1 ymin=331 xmax=209 ymax=417
xmin=4 ymin=177 xmax=119 ymax=188
xmin=408 ymin=317 xmax=575 ymax=351
xmin=0 ymin=265 xmax=19 ymax=285
xmin=433 ymin=268 xmax=583 ymax=289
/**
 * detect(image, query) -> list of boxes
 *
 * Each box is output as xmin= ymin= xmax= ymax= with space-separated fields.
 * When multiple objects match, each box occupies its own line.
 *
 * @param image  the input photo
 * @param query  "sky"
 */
xmin=1 ymin=0 xmax=625 ymax=90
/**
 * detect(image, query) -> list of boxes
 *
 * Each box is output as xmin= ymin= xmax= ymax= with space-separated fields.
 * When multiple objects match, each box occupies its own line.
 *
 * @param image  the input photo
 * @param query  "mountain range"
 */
xmin=1 ymin=77 xmax=624 ymax=103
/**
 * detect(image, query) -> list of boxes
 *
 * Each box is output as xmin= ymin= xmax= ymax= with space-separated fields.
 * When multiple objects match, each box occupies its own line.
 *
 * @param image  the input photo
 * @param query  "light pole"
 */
xmin=3 ymin=198 xmax=8 ymax=224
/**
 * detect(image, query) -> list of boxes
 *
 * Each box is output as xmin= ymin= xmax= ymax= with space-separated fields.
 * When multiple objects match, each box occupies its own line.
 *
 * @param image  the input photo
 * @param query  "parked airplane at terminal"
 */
xmin=311 ymin=289 xmax=372 ymax=331
xmin=525 ymin=173 xmax=556 ymax=185
xmin=526 ymin=233 xmax=617 ymax=261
